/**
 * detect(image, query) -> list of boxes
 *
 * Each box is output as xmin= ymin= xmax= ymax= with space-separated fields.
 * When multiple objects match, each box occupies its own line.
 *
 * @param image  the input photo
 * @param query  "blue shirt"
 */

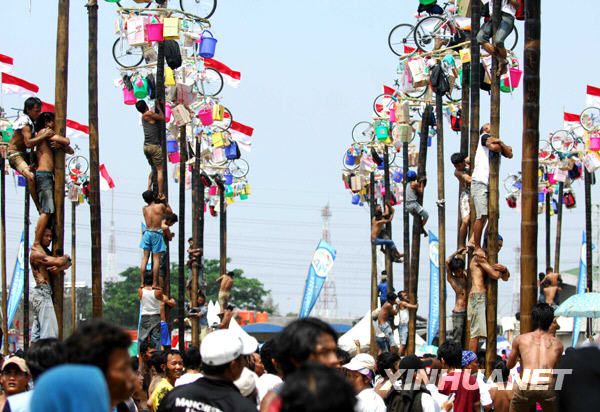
xmin=377 ymin=282 xmax=388 ymax=301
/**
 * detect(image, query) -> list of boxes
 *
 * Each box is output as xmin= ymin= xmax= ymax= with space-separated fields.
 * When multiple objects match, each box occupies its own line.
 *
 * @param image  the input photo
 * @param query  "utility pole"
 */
xmin=370 ymin=172 xmax=378 ymax=357
xmin=407 ymin=104 xmax=431 ymax=354
xmin=520 ymin=0 xmax=541 ymax=336
xmin=87 ymin=0 xmax=102 ymax=318
xmin=23 ymin=185 xmax=30 ymax=349
xmin=435 ymin=83 xmax=446 ymax=345
xmin=177 ymin=126 xmax=186 ymax=352
xmin=383 ymin=149 xmax=393 ymax=290
xmin=52 ymin=0 xmax=70 ymax=338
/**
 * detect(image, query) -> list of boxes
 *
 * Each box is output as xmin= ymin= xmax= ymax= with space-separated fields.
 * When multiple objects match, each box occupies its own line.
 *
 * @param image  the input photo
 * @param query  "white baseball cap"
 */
xmin=343 ymin=353 xmax=376 ymax=377
xmin=201 ymin=329 xmax=245 ymax=366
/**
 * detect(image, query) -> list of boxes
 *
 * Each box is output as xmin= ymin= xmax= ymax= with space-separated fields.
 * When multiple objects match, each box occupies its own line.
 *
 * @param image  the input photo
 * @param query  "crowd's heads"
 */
xmin=480 ymin=123 xmax=491 ymax=134
xmin=143 ymin=271 xmax=153 ymax=286
xmin=162 ymin=349 xmax=184 ymax=383
xmin=449 ymin=255 xmax=466 ymax=275
xmin=65 ymin=320 xmax=134 ymax=406
xmin=494 ymin=359 xmax=510 ymax=383
xmin=259 ymin=338 xmax=279 ymax=376
xmin=280 ymin=363 xmax=356 ymax=412
xmin=142 ymin=190 xmax=156 ymax=205
xmin=461 ymin=351 xmax=478 ymax=372
xmin=437 ymin=341 xmax=462 ymax=369
xmin=200 ymin=329 xmax=252 ymax=381
xmin=34 ymin=112 xmax=55 ymax=132
xmin=40 ymin=227 xmax=53 ymax=248
xmin=164 ymin=212 xmax=178 ymax=226
xmin=226 ymin=271 xmax=235 ymax=278
xmin=25 ymin=338 xmax=67 ymax=381
xmin=182 ymin=347 xmax=202 ymax=371
xmin=1 ymin=356 xmax=30 ymax=396
xmin=335 ymin=348 xmax=352 ymax=368
xmin=23 ymin=97 xmax=42 ymax=120
xmin=234 ymin=367 xmax=258 ymax=398
xmin=135 ymin=100 xmax=149 ymax=114
xmin=407 ymin=170 xmax=418 ymax=182
xmin=275 ymin=318 xmax=338 ymax=378
xmin=398 ymin=354 xmax=427 ymax=385
xmin=376 ymin=352 xmax=400 ymax=378
xmin=342 ymin=353 xmax=376 ymax=393
xmin=386 ymin=292 xmax=397 ymax=304
xmin=532 ymin=303 xmax=555 ymax=331
xmin=450 ymin=152 xmax=467 ymax=168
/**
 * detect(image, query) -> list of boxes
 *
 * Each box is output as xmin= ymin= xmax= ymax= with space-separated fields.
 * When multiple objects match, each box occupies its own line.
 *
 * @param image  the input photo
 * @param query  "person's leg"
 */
xmin=152 ymin=252 xmax=162 ymax=288
xmin=140 ymin=250 xmax=150 ymax=287
xmin=459 ymin=215 xmax=470 ymax=249
xmin=30 ymin=288 xmax=42 ymax=342
xmin=150 ymin=320 xmax=161 ymax=350
xmin=538 ymin=390 xmax=559 ymax=412
xmin=34 ymin=213 xmax=50 ymax=244
xmin=477 ymin=21 xmax=495 ymax=55
xmin=468 ymin=337 xmax=479 ymax=353
xmin=510 ymin=388 xmax=537 ymax=412
xmin=156 ymin=166 xmax=165 ymax=199
xmin=39 ymin=291 xmax=59 ymax=339
xmin=473 ymin=216 xmax=487 ymax=250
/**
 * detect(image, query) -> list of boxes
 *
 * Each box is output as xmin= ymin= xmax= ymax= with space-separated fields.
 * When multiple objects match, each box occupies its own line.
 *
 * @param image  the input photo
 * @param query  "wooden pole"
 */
xmin=554 ymin=182 xmax=564 ymax=271
xmin=219 ymin=186 xmax=226 ymax=288
xmin=190 ymin=140 xmax=200 ymax=347
xmin=584 ymin=171 xmax=593 ymax=292
xmin=407 ymin=104 xmax=431 ymax=354
xmin=403 ymin=141 xmax=410 ymax=292
xmin=369 ymin=172 xmax=378 ymax=356
xmin=52 ymin=0 xmax=70 ymax=338
xmin=70 ymin=202 xmax=76 ymax=333
xmin=87 ymin=0 xmax=102 ymax=319
xmin=177 ymin=126 xmax=186 ymax=352
xmin=436 ymin=90 xmax=447 ymax=345
xmin=545 ymin=192 xmax=551 ymax=269
xmin=23 ymin=184 xmax=30 ymax=349
xmin=458 ymin=48 xmax=471 ymax=249
xmin=520 ymin=0 xmax=541 ymax=336
xmin=383 ymin=150 xmax=393 ymax=290
xmin=1 ymin=156 xmax=8 ymax=355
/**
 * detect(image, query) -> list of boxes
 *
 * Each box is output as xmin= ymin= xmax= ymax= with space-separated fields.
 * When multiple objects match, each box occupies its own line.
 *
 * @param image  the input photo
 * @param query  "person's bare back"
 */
xmin=469 ymin=257 xmax=487 ymax=294
xmin=218 ymin=274 xmax=233 ymax=292
xmin=143 ymin=202 xmax=166 ymax=230
xmin=377 ymin=301 xmax=394 ymax=325
xmin=371 ymin=216 xmax=387 ymax=241
xmin=449 ymin=275 xmax=467 ymax=312
xmin=509 ymin=330 xmax=563 ymax=385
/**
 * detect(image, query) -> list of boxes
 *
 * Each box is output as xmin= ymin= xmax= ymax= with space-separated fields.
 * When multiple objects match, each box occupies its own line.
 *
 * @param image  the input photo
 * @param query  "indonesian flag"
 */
xmin=40 ymin=101 xmax=90 ymax=138
xmin=228 ymin=117 xmax=254 ymax=152
xmin=383 ymin=84 xmax=396 ymax=95
xmin=404 ymin=45 xmax=417 ymax=55
xmin=99 ymin=163 xmax=116 ymax=191
xmin=1 ymin=73 xmax=38 ymax=96
xmin=203 ymin=58 xmax=241 ymax=88
xmin=0 ymin=54 xmax=13 ymax=72
xmin=586 ymin=85 xmax=600 ymax=108
xmin=564 ymin=112 xmax=581 ymax=130
xmin=375 ymin=85 xmax=397 ymax=114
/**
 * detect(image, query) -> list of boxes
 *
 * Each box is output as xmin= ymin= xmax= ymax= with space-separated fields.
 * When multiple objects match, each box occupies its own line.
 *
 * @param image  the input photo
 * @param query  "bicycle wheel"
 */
xmin=538 ymin=140 xmax=554 ymax=161
xmin=388 ymin=24 xmax=417 ymax=56
xmin=503 ymin=174 xmax=522 ymax=194
xmin=112 ymin=37 xmax=144 ymax=69
xmin=445 ymin=80 xmax=462 ymax=103
xmin=228 ymin=159 xmax=249 ymax=178
xmin=197 ymin=68 xmax=224 ymax=97
xmin=352 ymin=121 xmax=374 ymax=143
xmin=414 ymin=16 xmax=451 ymax=53
xmin=67 ymin=156 xmax=90 ymax=176
xmin=580 ymin=107 xmax=600 ymax=131
xmin=214 ymin=107 xmax=232 ymax=130
xmin=180 ymin=0 xmax=217 ymax=19
xmin=403 ymin=85 xmax=428 ymax=100
xmin=373 ymin=93 xmax=395 ymax=117
xmin=506 ymin=25 xmax=519 ymax=51
xmin=117 ymin=0 xmax=152 ymax=8
xmin=549 ymin=130 xmax=575 ymax=153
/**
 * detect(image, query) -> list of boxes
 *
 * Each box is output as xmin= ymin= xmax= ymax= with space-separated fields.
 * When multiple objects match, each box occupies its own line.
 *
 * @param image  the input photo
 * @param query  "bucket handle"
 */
xmin=201 ymin=30 xmax=214 ymax=39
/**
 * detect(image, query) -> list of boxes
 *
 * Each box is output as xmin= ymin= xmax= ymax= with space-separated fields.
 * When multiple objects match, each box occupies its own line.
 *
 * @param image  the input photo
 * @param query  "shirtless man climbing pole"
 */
xmin=446 ymin=248 xmax=468 ymax=346
xmin=371 ymin=204 xmax=403 ymax=263
xmin=467 ymin=249 xmax=510 ymax=352
xmin=29 ymin=227 xmax=71 ymax=341
xmin=540 ymin=267 xmax=562 ymax=308
xmin=216 ymin=271 xmax=234 ymax=310
xmin=507 ymin=303 xmax=563 ymax=412
xmin=377 ymin=293 xmax=399 ymax=353
xmin=140 ymin=190 xmax=173 ymax=289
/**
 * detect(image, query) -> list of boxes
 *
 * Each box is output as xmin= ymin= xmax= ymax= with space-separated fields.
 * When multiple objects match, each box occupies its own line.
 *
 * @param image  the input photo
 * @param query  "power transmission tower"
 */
xmin=314 ymin=204 xmax=338 ymax=319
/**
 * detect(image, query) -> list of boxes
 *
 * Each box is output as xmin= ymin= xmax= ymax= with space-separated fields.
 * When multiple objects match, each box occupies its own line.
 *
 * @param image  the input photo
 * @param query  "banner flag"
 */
xmin=427 ymin=231 xmax=440 ymax=345
xmin=299 ymin=240 xmax=336 ymax=318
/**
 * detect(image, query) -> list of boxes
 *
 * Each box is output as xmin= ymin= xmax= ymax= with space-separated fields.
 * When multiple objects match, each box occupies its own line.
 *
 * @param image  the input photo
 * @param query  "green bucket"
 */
xmin=2 ymin=127 xmax=14 ymax=143
xmin=374 ymin=120 xmax=389 ymax=141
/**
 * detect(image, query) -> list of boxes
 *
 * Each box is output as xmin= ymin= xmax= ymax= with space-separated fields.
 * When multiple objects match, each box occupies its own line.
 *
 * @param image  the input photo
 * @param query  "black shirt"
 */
xmin=157 ymin=377 xmax=256 ymax=412
xmin=557 ymin=346 xmax=600 ymax=411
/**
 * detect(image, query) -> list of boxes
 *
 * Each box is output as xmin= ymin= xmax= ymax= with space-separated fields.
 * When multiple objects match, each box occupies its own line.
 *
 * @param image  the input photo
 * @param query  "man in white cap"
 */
xmin=0 ymin=357 xmax=31 ymax=410
xmin=157 ymin=329 xmax=257 ymax=412
xmin=343 ymin=353 xmax=386 ymax=412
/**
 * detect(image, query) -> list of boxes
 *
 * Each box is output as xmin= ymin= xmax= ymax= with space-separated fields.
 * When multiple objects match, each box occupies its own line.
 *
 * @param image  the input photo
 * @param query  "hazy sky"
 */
xmin=1 ymin=0 xmax=598 ymax=319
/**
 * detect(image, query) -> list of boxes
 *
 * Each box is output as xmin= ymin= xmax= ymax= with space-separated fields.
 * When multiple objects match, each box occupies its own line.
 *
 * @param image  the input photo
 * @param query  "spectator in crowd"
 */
xmin=175 ymin=347 xmax=202 ymax=387
xmin=342 ymin=354 xmax=386 ymax=412
xmin=256 ymin=339 xmax=283 ymax=403
xmin=149 ymin=350 xmax=183 ymax=411
xmin=438 ymin=341 xmax=480 ymax=412
xmin=0 ymin=357 xmax=31 ymax=410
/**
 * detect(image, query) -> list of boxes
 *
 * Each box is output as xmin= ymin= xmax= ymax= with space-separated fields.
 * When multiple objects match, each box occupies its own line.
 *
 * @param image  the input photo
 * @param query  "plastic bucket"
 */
xmin=2 ymin=127 xmax=13 ymax=143
xmin=224 ymin=173 xmax=233 ymax=185
xmin=198 ymin=108 xmax=214 ymax=125
xmin=590 ymin=135 xmax=600 ymax=151
xmin=133 ymin=78 xmax=148 ymax=99
xmin=165 ymin=103 xmax=172 ymax=122
xmin=240 ymin=193 xmax=248 ymax=200
xmin=208 ymin=185 xmax=217 ymax=196
xmin=393 ymin=170 xmax=403 ymax=183
xmin=123 ymin=87 xmax=136 ymax=105
xmin=198 ymin=30 xmax=217 ymax=58
xmin=351 ymin=194 xmax=360 ymax=205
xmin=168 ymin=152 xmax=180 ymax=163
xmin=345 ymin=153 xmax=357 ymax=166
xmin=538 ymin=192 xmax=545 ymax=203
xmin=146 ymin=22 xmax=164 ymax=42
xmin=225 ymin=186 xmax=234 ymax=198
xmin=503 ymin=67 xmax=523 ymax=89
xmin=547 ymin=172 xmax=556 ymax=185
xmin=166 ymin=140 xmax=178 ymax=153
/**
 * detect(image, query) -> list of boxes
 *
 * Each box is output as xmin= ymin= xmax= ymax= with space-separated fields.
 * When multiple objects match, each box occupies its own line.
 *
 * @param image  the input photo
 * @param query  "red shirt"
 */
xmin=439 ymin=371 xmax=480 ymax=412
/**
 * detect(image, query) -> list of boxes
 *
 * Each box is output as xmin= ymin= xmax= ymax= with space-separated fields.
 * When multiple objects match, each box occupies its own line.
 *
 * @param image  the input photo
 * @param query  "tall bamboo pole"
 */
xmin=87 ymin=0 xmax=102 ymax=319
xmin=458 ymin=49 xmax=470 ymax=249
xmin=403 ymin=141 xmax=410 ymax=292
xmin=177 ymin=126 xmax=186 ymax=351
xmin=584 ymin=170 xmax=593 ymax=336
xmin=545 ymin=192 xmax=551 ymax=269
xmin=190 ymin=140 xmax=200 ymax=347
xmin=554 ymin=183 xmax=564 ymax=271
xmin=435 ymin=89 xmax=446 ymax=345
xmin=369 ymin=172 xmax=378 ymax=356
xmin=407 ymin=105 xmax=431 ymax=354
xmin=1 ymin=156 xmax=7 ymax=354
xmin=383 ymin=150 xmax=393 ymax=290
xmin=520 ymin=0 xmax=541 ymax=336
xmin=70 ymin=202 xmax=76 ymax=332
xmin=23 ymin=185 xmax=30 ymax=349
xmin=219 ymin=187 xmax=226 ymax=286
xmin=52 ymin=0 xmax=70 ymax=338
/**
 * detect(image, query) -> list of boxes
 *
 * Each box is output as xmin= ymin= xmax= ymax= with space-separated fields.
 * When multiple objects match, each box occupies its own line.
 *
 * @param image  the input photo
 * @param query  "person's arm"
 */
xmin=493 ymin=263 xmax=511 ymax=281
xmin=506 ymin=336 xmax=520 ymax=370
xmin=31 ymin=251 xmax=71 ymax=272
xmin=216 ymin=275 xmax=223 ymax=283
xmin=138 ymin=288 xmax=143 ymax=300
xmin=145 ymin=110 xmax=165 ymax=123
xmin=402 ymin=301 xmax=418 ymax=310
xmin=24 ymin=126 xmax=53 ymax=148
xmin=474 ymin=255 xmax=503 ymax=280
xmin=49 ymin=134 xmax=70 ymax=146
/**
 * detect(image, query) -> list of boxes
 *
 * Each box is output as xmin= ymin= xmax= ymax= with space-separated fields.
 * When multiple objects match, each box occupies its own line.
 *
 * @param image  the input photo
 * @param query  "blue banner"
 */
xmin=7 ymin=232 xmax=26 ymax=329
xmin=572 ymin=232 xmax=587 ymax=347
xmin=299 ymin=240 xmax=336 ymax=318
xmin=427 ymin=231 xmax=440 ymax=345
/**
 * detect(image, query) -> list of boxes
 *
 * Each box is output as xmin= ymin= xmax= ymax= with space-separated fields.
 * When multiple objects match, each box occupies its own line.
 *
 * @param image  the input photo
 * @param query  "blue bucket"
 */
xmin=351 ymin=194 xmax=360 ymax=205
xmin=345 ymin=154 xmax=357 ymax=166
xmin=166 ymin=140 xmax=178 ymax=153
xmin=393 ymin=171 xmax=403 ymax=183
xmin=378 ymin=162 xmax=385 ymax=170
xmin=224 ymin=173 xmax=233 ymax=185
xmin=538 ymin=192 xmax=545 ymax=202
xmin=199 ymin=30 xmax=218 ymax=59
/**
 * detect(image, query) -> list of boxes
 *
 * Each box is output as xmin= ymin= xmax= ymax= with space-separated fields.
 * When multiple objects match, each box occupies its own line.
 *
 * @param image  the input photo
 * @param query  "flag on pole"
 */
xmin=0 ymin=54 xmax=13 ymax=72
xmin=427 ymin=231 xmax=440 ymax=345
xmin=564 ymin=112 xmax=581 ymax=130
xmin=203 ymin=58 xmax=241 ymax=88
xmin=586 ymin=85 xmax=600 ymax=108
xmin=383 ymin=85 xmax=396 ymax=95
xmin=40 ymin=101 xmax=90 ymax=138
xmin=100 ymin=163 xmax=116 ymax=191
xmin=299 ymin=240 xmax=336 ymax=318
xmin=229 ymin=120 xmax=254 ymax=152
xmin=1 ymin=72 xmax=38 ymax=96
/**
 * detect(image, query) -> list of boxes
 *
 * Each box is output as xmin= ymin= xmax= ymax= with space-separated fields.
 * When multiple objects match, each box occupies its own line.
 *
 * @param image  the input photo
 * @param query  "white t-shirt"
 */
xmin=174 ymin=372 xmax=202 ymax=387
xmin=488 ymin=0 xmax=517 ymax=16
xmin=477 ymin=372 xmax=493 ymax=407
xmin=472 ymin=134 xmax=491 ymax=185
xmin=356 ymin=388 xmax=386 ymax=412
xmin=256 ymin=373 xmax=283 ymax=403
xmin=6 ymin=391 xmax=33 ymax=412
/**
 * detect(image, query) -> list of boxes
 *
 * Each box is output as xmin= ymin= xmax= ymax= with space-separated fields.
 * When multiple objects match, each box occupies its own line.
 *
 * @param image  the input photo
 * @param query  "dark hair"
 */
xmin=532 ymin=303 xmax=554 ymax=331
xmin=148 ymin=351 xmax=165 ymax=373
xmin=135 ymin=100 xmax=148 ymax=114
xmin=538 ymin=272 xmax=545 ymax=281
xmin=130 ymin=356 xmax=139 ymax=371
xmin=182 ymin=347 xmax=201 ymax=371
xmin=162 ymin=349 xmax=182 ymax=371
xmin=386 ymin=292 xmax=397 ymax=303
xmin=260 ymin=339 xmax=278 ymax=375
xmin=143 ymin=271 xmax=153 ymax=286
xmin=64 ymin=320 xmax=131 ymax=376
xmin=139 ymin=338 xmax=158 ymax=355
xmin=275 ymin=318 xmax=337 ymax=378
xmin=450 ymin=152 xmax=467 ymax=165
xmin=201 ymin=361 xmax=231 ymax=376
xmin=34 ymin=112 xmax=55 ymax=132
xmin=449 ymin=256 xmax=465 ymax=272
xmin=25 ymin=338 xmax=67 ymax=381
xmin=226 ymin=271 xmax=235 ymax=278
xmin=24 ymin=97 xmax=42 ymax=115
xmin=164 ymin=213 xmax=178 ymax=225
xmin=493 ymin=359 xmax=510 ymax=383
xmin=142 ymin=190 xmax=155 ymax=204
xmin=336 ymin=348 xmax=351 ymax=366
xmin=280 ymin=363 xmax=356 ymax=412
xmin=376 ymin=352 xmax=400 ymax=377
xmin=546 ymin=267 xmax=553 ymax=273
xmin=437 ymin=341 xmax=462 ymax=368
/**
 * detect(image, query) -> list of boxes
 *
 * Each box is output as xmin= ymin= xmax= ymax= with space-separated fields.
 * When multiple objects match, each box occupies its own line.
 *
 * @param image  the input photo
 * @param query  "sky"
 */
xmin=1 ymin=0 xmax=599 ymax=320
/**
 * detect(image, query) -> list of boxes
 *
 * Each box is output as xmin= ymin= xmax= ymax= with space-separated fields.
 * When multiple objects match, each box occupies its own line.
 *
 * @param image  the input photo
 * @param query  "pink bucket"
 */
xmin=503 ymin=67 xmax=523 ymax=89
xmin=590 ymin=134 xmax=600 ymax=151
xmin=389 ymin=106 xmax=396 ymax=122
xmin=168 ymin=152 xmax=180 ymax=163
xmin=123 ymin=87 xmax=136 ymax=105
xmin=198 ymin=108 xmax=213 ymax=125
xmin=547 ymin=173 xmax=556 ymax=185
xmin=146 ymin=22 xmax=164 ymax=42
xmin=208 ymin=185 xmax=217 ymax=196
xmin=165 ymin=103 xmax=172 ymax=122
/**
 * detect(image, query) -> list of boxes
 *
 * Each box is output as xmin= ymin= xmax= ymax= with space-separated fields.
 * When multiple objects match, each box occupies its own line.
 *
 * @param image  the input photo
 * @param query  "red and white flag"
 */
xmin=99 ymin=163 xmax=116 ymax=191
xmin=383 ymin=84 xmax=396 ymax=95
xmin=0 ymin=54 xmax=13 ymax=73
xmin=564 ymin=112 xmax=581 ymax=130
xmin=203 ymin=58 xmax=241 ymax=88
xmin=586 ymin=85 xmax=600 ymax=108
xmin=1 ymin=72 xmax=38 ymax=96
xmin=229 ymin=120 xmax=254 ymax=152
xmin=40 ymin=101 xmax=89 ymax=138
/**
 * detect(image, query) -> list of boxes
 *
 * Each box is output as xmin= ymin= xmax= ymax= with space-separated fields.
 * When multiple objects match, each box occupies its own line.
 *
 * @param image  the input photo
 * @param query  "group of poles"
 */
xmin=364 ymin=0 xmax=596 ymax=375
